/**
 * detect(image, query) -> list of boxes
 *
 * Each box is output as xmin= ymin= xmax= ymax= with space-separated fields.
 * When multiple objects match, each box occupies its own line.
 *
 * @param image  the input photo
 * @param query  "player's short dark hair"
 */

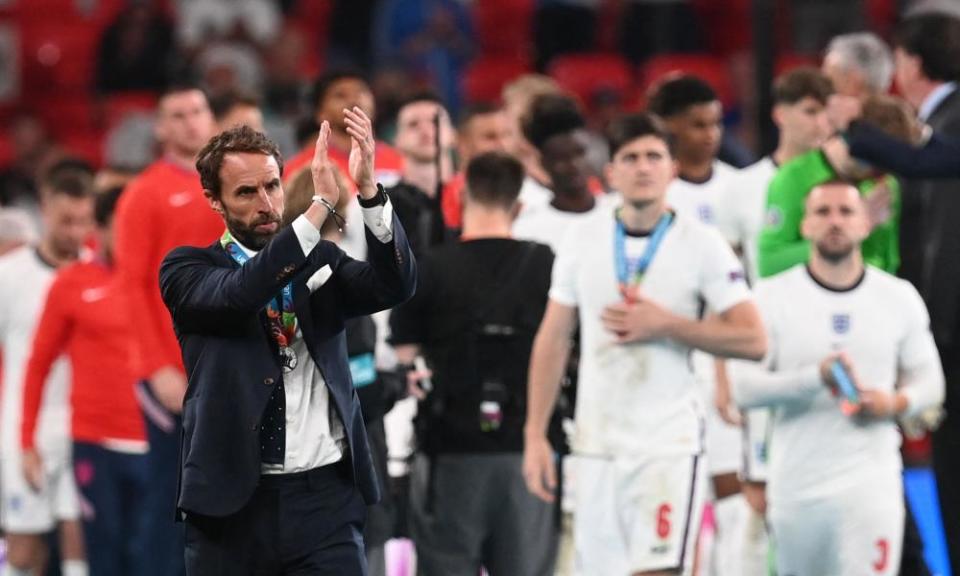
xmin=465 ymin=152 xmax=525 ymax=210
xmin=94 ymin=186 xmax=124 ymax=227
xmin=522 ymin=93 xmax=585 ymax=151
xmin=158 ymin=81 xmax=206 ymax=104
xmin=894 ymin=13 xmax=960 ymax=82
xmin=647 ymin=75 xmax=718 ymax=118
xmin=458 ymin=102 xmax=502 ymax=131
xmin=397 ymin=91 xmax=444 ymax=113
xmin=196 ymin=126 xmax=284 ymax=199
xmin=40 ymin=163 xmax=94 ymax=200
xmin=210 ymin=92 xmax=261 ymax=121
xmin=308 ymin=69 xmax=370 ymax=111
xmin=773 ymin=67 xmax=835 ymax=106
xmin=606 ymin=113 xmax=675 ymax=158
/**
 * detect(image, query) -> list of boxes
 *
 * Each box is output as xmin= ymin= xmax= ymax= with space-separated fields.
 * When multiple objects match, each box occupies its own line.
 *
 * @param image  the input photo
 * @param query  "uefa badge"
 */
xmin=832 ymin=313 xmax=851 ymax=335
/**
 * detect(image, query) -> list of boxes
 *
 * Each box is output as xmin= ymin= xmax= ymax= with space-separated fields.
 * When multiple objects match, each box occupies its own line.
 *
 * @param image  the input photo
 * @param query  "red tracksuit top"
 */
xmin=113 ymin=158 xmax=223 ymax=379
xmin=22 ymin=260 xmax=145 ymax=449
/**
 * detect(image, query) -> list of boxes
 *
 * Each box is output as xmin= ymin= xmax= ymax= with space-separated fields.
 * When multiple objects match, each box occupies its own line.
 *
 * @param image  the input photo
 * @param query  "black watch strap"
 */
xmin=358 ymin=183 xmax=388 ymax=208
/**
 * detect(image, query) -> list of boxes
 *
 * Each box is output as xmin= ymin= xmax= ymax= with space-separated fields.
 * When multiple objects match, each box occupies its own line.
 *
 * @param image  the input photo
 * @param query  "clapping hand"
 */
xmin=310 ymin=121 xmax=341 ymax=209
xmin=344 ymin=107 xmax=377 ymax=199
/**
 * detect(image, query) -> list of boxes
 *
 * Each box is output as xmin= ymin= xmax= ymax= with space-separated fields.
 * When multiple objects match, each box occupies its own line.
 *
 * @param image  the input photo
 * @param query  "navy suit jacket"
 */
xmin=159 ymin=211 xmax=416 ymax=518
xmin=847 ymin=120 xmax=960 ymax=179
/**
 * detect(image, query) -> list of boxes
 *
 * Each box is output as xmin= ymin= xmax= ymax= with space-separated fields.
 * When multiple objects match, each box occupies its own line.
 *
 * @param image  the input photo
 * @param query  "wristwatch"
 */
xmin=358 ymin=183 xmax=388 ymax=208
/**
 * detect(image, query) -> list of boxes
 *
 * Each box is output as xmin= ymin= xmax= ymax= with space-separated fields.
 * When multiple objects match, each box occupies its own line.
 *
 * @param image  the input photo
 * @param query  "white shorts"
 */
xmin=741 ymin=409 xmax=770 ymax=483
xmin=769 ymin=478 xmax=904 ymax=576
xmin=572 ymin=453 xmax=707 ymax=575
xmin=0 ymin=447 xmax=80 ymax=533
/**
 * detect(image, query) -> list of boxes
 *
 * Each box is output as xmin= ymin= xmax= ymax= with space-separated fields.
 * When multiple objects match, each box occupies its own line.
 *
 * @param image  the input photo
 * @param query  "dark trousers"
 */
xmin=137 ymin=380 xmax=186 ymax=576
xmin=72 ymin=441 xmax=151 ymax=576
xmin=933 ymin=419 xmax=960 ymax=574
xmin=184 ymin=460 xmax=367 ymax=575
xmin=901 ymin=494 xmax=932 ymax=576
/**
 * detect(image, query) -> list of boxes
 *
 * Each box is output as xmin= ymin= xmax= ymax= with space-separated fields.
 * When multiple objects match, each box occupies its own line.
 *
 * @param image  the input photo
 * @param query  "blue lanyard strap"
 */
xmin=220 ymin=230 xmax=297 ymax=347
xmin=614 ymin=211 xmax=674 ymax=288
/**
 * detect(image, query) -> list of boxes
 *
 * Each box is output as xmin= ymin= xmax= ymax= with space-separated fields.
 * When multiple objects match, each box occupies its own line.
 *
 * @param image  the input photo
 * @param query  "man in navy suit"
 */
xmin=159 ymin=107 xmax=416 ymax=575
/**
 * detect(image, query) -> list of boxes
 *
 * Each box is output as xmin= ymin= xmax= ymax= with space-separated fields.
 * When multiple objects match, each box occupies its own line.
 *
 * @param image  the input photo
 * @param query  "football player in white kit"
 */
xmin=523 ymin=113 xmax=766 ymax=576
xmin=647 ymin=74 xmax=755 ymax=576
xmin=0 ymin=166 xmax=93 ymax=576
xmin=729 ymin=181 xmax=944 ymax=576
xmin=722 ymin=67 xmax=835 ymax=574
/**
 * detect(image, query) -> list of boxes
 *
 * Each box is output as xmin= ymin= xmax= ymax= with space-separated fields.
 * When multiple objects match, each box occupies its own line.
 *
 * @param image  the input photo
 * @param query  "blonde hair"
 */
xmin=501 ymin=74 xmax=561 ymax=112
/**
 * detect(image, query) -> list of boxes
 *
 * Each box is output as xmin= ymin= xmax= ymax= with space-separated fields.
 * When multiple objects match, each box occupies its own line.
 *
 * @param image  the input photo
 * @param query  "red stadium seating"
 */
xmin=463 ymin=57 xmax=531 ymax=104
xmin=472 ymin=0 xmax=534 ymax=60
xmin=775 ymin=52 xmax=820 ymax=76
xmin=20 ymin=22 xmax=99 ymax=94
xmin=639 ymin=53 xmax=736 ymax=109
xmin=548 ymin=53 xmax=635 ymax=110
xmin=102 ymin=91 xmax=159 ymax=129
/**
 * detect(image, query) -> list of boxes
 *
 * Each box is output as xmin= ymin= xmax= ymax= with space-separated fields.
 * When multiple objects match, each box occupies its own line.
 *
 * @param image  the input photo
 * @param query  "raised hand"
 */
xmin=344 ymin=106 xmax=377 ymax=199
xmin=310 ymin=121 xmax=342 ymax=209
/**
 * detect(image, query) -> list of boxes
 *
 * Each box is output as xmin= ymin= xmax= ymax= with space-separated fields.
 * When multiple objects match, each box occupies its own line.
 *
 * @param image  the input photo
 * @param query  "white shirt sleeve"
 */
xmin=548 ymin=221 xmax=581 ymax=306
xmin=698 ymin=226 xmax=752 ymax=313
xmin=730 ymin=288 xmax=824 ymax=408
xmin=897 ymin=284 xmax=945 ymax=417
xmin=292 ymin=214 xmax=322 ymax=256
xmin=360 ymin=198 xmax=394 ymax=244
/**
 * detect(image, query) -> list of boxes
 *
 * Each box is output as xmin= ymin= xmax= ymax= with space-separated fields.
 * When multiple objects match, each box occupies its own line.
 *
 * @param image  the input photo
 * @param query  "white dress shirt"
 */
xmin=232 ymin=199 xmax=394 ymax=474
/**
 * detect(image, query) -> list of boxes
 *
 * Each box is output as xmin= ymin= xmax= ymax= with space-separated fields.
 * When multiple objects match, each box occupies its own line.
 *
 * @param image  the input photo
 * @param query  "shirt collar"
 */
xmin=234 ymin=238 xmax=258 ymax=258
xmin=919 ymin=82 xmax=958 ymax=121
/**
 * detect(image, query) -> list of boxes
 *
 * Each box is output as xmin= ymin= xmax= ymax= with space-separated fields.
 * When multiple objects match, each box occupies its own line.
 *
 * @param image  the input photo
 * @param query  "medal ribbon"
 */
xmin=220 ymin=229 xmax=297 ymax=348
xmin=614 ymin=211 xmax=673 ymax=300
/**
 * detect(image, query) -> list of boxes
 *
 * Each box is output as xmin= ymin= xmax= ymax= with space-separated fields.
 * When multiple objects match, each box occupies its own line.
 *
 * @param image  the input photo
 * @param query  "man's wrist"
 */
xmin=358 ymin=183 xmax=385 ymax=205
xmin=524 ymin=424 xmax=547 ymax=441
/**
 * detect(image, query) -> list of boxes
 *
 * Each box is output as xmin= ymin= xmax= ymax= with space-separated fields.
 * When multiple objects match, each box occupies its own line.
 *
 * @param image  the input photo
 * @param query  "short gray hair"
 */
xmin=825 ymin=33 xmax=894 ymax=94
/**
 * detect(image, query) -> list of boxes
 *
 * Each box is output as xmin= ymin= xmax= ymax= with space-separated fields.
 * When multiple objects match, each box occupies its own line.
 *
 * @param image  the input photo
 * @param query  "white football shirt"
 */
xmin=730 ymin=265 xmax=943 ymax=501
xmin=513 ymin=194 xmax=619 ymax=253
xmin=550 ymin=204 xmax=752 ymax=457
xmin=666 ymin=161 xmax=741 ymax=242
xmin=722 ymin=157 xmax=777 ymax=284
xmin=0 ymin=247 xmax=71 ymax=454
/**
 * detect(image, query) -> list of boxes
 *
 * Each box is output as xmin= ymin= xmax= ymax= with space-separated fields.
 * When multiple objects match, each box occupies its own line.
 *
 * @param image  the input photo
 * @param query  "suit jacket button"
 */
xmin=252 ymin=424 xmax=259 ymax=431
xmin=263 ymin=377 xmax=275 ymax=386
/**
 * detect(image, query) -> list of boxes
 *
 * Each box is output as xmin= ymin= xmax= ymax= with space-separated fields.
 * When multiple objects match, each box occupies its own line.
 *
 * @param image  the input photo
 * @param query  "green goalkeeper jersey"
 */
xmin=757 ymin=150 xmax=901 ymax=278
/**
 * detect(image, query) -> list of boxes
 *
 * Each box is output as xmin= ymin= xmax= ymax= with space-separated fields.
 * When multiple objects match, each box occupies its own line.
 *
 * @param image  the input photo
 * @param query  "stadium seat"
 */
xmin=62 ymin=129 xmax=105 ymax=168
xmin=102 ymin=91 xmax=159 ymax=129
xmin=20 ymin=22 xmax=99 ymax=94
xmin=463 ymin=57 xmax=531 ymax=104
xmin=472 ymin=0 xmax=535 ymax=59
xmin=639 ymin=53 xmax=736 ymax=108
xmin=35 ymin=95 xmax=99 ymax=136
xmin=775 ymin=52 xmax=820 ymax=76
xmin=548 ymin=53 xmax=634 ymax=110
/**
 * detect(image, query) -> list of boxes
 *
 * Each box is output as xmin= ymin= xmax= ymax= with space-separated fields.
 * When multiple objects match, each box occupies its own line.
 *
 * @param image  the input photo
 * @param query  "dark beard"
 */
xmin=816 ymin=242 xmax=854 ymax=263
xmin=225 ymin=212 xmax=280 ymax=250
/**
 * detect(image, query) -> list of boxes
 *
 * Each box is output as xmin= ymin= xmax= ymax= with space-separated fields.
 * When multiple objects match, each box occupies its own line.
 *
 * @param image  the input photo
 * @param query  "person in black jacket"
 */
xmin=159 ymin=111 xmax=416 ymax=575
xmin=391 ymin=152 xmax=559 ymax=576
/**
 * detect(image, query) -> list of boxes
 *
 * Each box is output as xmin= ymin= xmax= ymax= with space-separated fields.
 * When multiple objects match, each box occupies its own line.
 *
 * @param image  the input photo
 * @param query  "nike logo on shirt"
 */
xmin=81 ymin=287 xmax=109 ymax=303
xmin=169 ymin=192 xmax=193 ymax=207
